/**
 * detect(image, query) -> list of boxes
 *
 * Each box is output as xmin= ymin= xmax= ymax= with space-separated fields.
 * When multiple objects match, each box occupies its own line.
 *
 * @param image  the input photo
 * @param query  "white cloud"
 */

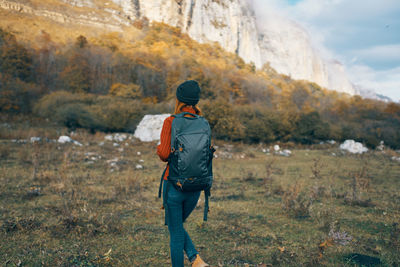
xmin=348 ymin=64 xmax=400 ymax=101
xmin=290 ymin=0 xmax=400 ymax=22
xmin=351 ymin=44 xmax=400 ymax=64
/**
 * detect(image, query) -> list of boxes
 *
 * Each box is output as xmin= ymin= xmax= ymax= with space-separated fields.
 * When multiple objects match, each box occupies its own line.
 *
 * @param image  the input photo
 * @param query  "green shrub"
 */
xmin=201 ymin=99 xmax=244 ymax=140
xmin=292 ymin=111 xmax=331 ymax=144
xmin=92 ymin=96 xmax=145 ymax=132
xmin=0 ymin=78 xmax=41 ymax=113
xmin=55 ymin=103 xmax=100 ymax=131
xmin=235 ymin=105 xmax=277 ymax=143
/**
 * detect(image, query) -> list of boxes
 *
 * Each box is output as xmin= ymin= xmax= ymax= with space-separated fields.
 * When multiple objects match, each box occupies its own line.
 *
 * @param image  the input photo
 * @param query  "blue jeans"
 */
xmin=164 ymin=180 xmax=201 ymax=267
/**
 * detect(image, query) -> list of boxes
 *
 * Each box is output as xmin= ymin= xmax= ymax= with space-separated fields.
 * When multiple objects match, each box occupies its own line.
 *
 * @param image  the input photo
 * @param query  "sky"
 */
xmin=253 ymin=0 xmax=400 ymax=101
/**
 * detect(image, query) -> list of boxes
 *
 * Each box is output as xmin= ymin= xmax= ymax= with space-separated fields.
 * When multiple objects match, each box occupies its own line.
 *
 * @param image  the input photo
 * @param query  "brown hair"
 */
xmin=174 ymin=99 xmax=202 ymax=115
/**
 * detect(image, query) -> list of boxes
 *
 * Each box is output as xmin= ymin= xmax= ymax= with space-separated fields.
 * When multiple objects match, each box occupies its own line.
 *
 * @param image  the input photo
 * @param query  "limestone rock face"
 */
xmin=109 ymin=0 xmax=263 ymax=68
xmin=60 ymin=0 xmax=94 ymax=8
xmin=111 ymin=0 xmax=354 ymax=94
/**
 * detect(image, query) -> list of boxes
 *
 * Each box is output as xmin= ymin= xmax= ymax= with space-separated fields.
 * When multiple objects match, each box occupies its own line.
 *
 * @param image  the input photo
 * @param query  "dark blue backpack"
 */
xmin=158 ymin=112 xmax=215 ymax=223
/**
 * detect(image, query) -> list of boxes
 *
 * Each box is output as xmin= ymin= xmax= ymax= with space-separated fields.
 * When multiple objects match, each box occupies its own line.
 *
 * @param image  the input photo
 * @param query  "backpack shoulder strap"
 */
xmin=174 ymin=112 xmax=199 ymax=119
xmin=204 ymin=189 xmax=210 ymax=221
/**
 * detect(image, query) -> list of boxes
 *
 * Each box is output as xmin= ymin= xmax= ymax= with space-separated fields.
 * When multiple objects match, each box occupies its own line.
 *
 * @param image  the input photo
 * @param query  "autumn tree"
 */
xmin=109 ymin=83 xmax=142 ymax=99
xmin=0 ymin=28 xmax=33 ymax=82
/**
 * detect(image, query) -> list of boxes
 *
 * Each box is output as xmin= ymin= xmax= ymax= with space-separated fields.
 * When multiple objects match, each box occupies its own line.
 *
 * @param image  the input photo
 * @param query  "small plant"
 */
xmin=31 ymin=143 xmax=40 ymax=180
xmin=240 ymin=167 xmax=256 ymax=181
xmin=319 ymin=221 xmax=352 ymax=258
xmin=310 ymin=158 xmax=324 ymax=179
xmin=113 ymin=173 xmax=141 ymax=200
xmin=271 ymin=246 xmax=298 ymax=266
xmin=381 ymin=222 xmax=400 ymax=266
xmin=264 ymin=159 xmax=275 ymax=195
xmin=2 ymin=216 xmax=41 ymax=232
xmin=313 ymin=208 xmax=335 ymax=234
xmin=0 ymin=145 xmax=10 ymax=159
xmin=345 ymin=165 xmax=372 ymax=206
xmin=282 ymin=182 xmax=313 ymax=218
xmin=310 ymin=184 xmax=326 ymax=200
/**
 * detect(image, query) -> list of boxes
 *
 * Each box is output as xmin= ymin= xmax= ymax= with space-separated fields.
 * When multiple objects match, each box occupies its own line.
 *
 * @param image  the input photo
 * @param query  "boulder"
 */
xmin=57 ymin=135 xmax=82 ymax=146
xmin=339 ymin=140 xmax=368 ymax=154
xmin=134 ymin=114 xmax=171 ymax=142
xmin=58 ymin=136 xmax=73 ymax=143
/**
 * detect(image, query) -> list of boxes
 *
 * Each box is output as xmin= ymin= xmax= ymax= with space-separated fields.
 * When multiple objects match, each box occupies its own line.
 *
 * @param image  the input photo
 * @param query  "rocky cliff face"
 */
xmin=257 ymin=16 xmax=354 ymax=94
xmin=108 ymin=0 xmax=354 ymax=94
xmin=0 ymin=0 xmax=126 ymax=30
xmin=0 ymin=0 xmax=355 ymax=94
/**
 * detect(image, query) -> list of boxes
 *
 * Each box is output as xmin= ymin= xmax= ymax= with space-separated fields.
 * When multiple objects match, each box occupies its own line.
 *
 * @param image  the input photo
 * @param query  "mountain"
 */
xmin=1 ymin=0 xmax=355 ymax=94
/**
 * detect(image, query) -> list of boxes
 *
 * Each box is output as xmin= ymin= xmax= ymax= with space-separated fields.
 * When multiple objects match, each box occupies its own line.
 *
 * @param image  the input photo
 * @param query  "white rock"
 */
xmin=73 ymin=140 xmax=83 ymax=146
xmin=107 ymin=158 xmax=119 ymax=164
xmin=58 ymin=136 xmax=73 ymax=143
xmin=377 ymin=141 xmax=385 ymax=151
xmin=262 ymin=148 xmax=267 ymax=153
xmin=278 ymin=149 xmax=291 ymax=157
xmin=118 ymin=148 xmax=124 ymax=152
xmin=84 ymin=151 xmax=95 ymax=156
xmin=136 ymin=164 xmax=143 ymax=170
xmin=113 ymin=142 xmax=119 ymax=147
xmin=327 ymin=140 xmax=336 ymax=145
xmin=139 ymin=159 xmax=144 ymax=163
xmin=339 ymin=140 xmax=368 ymax=154
xmin=104 ymin=135 xmax=113 ymax=141
xmin=134 ymin=114 xmax=171 ymax=142
xmin=104 ymin=133 xmax=129 ymax=142
xmin=99 ymin=141 xmax=105 ymax=146
xmin=274 ymin=145 xmax=280 ymax=151
xmin=114 ymin=133 xmax=127 ymax=142
xmin=30 ymin=137 xmax=41 ymax=143
xmin=137 ymin=151 xmax=141 ymax=156
xmin=392 ymin=156 xmax=400 ymax=162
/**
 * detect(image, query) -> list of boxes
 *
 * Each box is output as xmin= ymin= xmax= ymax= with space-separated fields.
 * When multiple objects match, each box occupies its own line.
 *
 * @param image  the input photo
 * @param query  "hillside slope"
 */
xmin=0 ymin=0 xmax=354 ymax=94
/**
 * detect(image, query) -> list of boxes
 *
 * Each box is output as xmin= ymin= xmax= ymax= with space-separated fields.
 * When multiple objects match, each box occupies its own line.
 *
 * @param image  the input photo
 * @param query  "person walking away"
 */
xmin=157 ymin=80 xmax=214 ymax=267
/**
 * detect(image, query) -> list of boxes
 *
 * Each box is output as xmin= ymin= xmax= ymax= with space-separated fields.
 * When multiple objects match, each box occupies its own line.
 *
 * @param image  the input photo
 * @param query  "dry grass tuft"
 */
xmin=282 ymin=181 xmax=313 ymax=218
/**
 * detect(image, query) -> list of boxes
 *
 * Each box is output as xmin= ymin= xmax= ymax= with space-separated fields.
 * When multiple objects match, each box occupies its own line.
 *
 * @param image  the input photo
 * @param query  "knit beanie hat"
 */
xmin=176 ymin=80 xmax=200 ymax=106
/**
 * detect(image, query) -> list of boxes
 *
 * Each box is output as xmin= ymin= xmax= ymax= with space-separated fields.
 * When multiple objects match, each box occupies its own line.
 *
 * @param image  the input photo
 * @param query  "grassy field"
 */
xmin=0 ymin=124 xmax=399 ymax=266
